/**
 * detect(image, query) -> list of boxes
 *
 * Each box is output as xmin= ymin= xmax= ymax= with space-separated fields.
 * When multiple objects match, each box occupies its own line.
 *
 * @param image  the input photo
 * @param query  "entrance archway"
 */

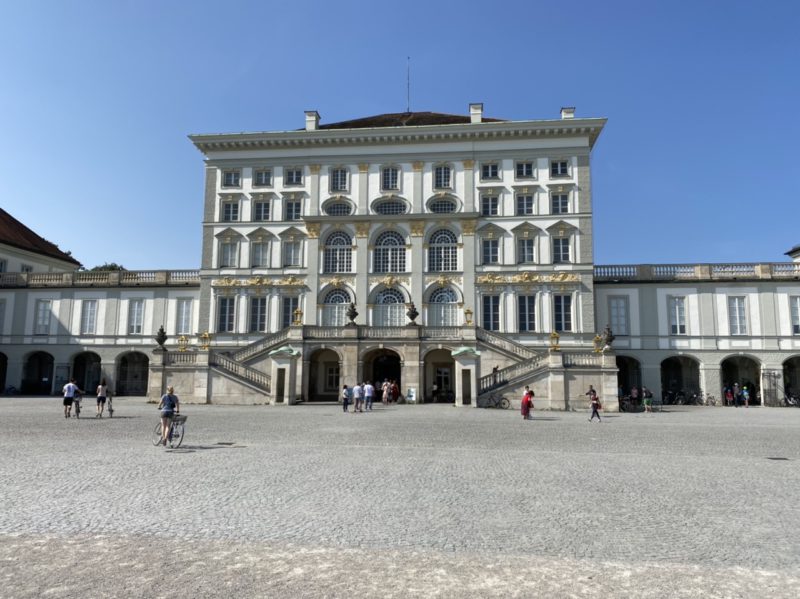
xmin=363 ymin=348 xmax=402 ymax=401
xmin=22 ymin=351 xmax=54 ymax=394
xmin=308 ymin=348 xmax=341 ymax=402
xmin=0 ymin=352 xmax=6 ymax=392
xmin=73 ymin=352 xmax=101 ymax=393
xmin=616 ymin=356 xmax=641 ymax=395
xmin=721 ymin=355 xmax=761 ymax=405
xmin=423 ymin=348 xmax=455 ymax=403
xmin=116 ymin=352 xmax=149 ymax=396
xmin=660 ymin=355 xmax=700 ymax=402
xmin=784 ymin=356 xmax=800 ymax=398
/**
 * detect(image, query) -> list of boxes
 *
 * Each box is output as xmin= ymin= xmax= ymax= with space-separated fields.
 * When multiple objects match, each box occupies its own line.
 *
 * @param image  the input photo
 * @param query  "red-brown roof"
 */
xmin=318 ymin=111 xmax=505 ymax=130
xmin=0 ymin=208 xmax=81 ymax=267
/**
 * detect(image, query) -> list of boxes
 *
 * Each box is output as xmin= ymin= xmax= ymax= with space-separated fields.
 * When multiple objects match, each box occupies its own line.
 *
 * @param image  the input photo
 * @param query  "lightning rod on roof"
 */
xmin=406 ymin=56 xmax=411 ymax=113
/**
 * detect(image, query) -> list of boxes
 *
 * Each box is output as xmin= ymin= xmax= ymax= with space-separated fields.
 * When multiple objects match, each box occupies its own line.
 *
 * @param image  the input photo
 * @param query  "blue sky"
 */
xmin=1 ymin=0 xmax=798 ymax=270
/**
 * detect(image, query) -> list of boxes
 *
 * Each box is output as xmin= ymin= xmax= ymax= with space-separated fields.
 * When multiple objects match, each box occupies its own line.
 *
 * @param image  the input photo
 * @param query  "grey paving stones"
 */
xmin=1 ymin=398 xmax=799 ymax=597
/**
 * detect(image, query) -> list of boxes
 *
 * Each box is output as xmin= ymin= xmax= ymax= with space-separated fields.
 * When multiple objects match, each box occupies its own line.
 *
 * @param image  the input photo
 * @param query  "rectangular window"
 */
xmin=219 ymin=242 xmax=238 ymax=267
xmin=283 ymin=241 xmax=301 ymax=267
xmin=516 ymin=195 xmax=534 ymax=215
xmin=518 ymin=295 xmax=536 ymax=332
xmin=21 ymin=264 xmax=33 ymax=273
xmin=250 ymin=297 xmax=268 ymax=332
xmin=281 ymin=296 xmax=299 ymax=328
xmin=128 ymin=299 xmax=144 ymax=335
xmin=0 ymin=298 xmax=5 ymax=334
xmin=0 ymin=259 xmax=6 ymax=272
xmin=330 ymin=168 xmax=348 ymax=192
xmin=482 ymin=239 xmax=499 ymax=264
xmin=609 ymin=296 xmax=629 ymax=336
xmin=728 ymin=296 xmax=747 ymax=335
xmin=326 ymin=365 xmax=340 ymax=391
xmin=253 ymin=200 xmax=270 ymax=221
xmin=552 ymin=237 xmax=570 ymax=264
xmin=176 ymin=299 xmax=192 ymax=335
xmin=80 ymin=299 xmax=97 ymax=335
xmin=669 ymin=296 xmax=686 ymax=335
xmin=285 ymin=168 xmax=303 ymax=185
xmin=434 ymin=165 xmax=451 ymax=189
xmin=222 ymin=170 xmax=240 ymax=187
xmin=251 ymin=242 xmax=269 ymax=267
xmin=550 ymin=160 xmax=569 ymax=177
xmin=381 ymin=167 xmax=399 ymax=190
xmin=551 ymin=193 xmax=569 ymax=214
xmin=789 ymin=296 xmax=800 ymax=335
xmin=517 ymin=238 xmax=535 ymax=264
xmin=285 ymin=200 xmax=301 ymax=220
xmin=217 ymin=297 xmax=235 ymax=333
xmin=482 ymin=295 xmax=500 ymax=331
xmin=221 ymin=201 xmax=239 ymax=222
xmin=481 ymin=196 xmax=498 ymax=216
xmin=481 ymin=163 xmax=499 ymax=180
xmin=34 ymin=299 xmax=51 ymax=335
xmin=554 ymin=295 xmax=572 ymax=332
xmin=253 ymin=169 xmax=272 ymax=187
xmin=516 ymin=162 xmax=534 ymax=178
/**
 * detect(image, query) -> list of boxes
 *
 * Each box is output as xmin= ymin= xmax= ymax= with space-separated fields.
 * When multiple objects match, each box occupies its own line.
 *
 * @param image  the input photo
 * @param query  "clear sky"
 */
xmin=1 ymin=0 xmax=798 ymax=270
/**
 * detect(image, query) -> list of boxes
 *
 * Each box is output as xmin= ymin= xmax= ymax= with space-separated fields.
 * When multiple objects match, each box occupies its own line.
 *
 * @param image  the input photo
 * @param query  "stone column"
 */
xmin=357 ymin=163 xmax=369 ymax=214
xmin=760 ymin=367 xmax=783 ymax=407
xmin=410 ymin=222 xmax=425 ymax=311
xmin=700 ymin=365 xmax=723 ymax=405
xmin=268 ymin=346 xmax=301 ymax=405
xmin=462 ymin=160 xmax=475 ymax=213
xmin=354 ymin=223 xmax=370 ymax=316
xmin=462 ymin=219 xmax=476 ymax=321
xmin=546 ymin=351 xmax=567 ymax=410
xmin=412 ymin=161 xmax=424 ymax=213
xmin=308 ymin=165 xmax=320 ymax=216
xmin=452 ymin=347 xmax=480 ymax=407
xmin=305 ymin=224 xmax=320 ymax=325
xmin=600 ymin=352 xmax=620 ymax=412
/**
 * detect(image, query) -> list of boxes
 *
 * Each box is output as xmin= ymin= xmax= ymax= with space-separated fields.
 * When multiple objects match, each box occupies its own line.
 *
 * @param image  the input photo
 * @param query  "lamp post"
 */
xmin=549 ymin=331 xmax=561 ymax=352
xmin=463 ymin=307 xmax=473 ymax=326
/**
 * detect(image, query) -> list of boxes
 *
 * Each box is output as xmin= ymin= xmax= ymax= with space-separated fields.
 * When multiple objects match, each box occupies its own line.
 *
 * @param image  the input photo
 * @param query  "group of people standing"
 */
xmin=723 ymin=382 xmax=751 ymax=407
xmin=342 ymin=379 xmax=399 ymax=413
xmin=61 ymin=378 xmax=110 ymax=418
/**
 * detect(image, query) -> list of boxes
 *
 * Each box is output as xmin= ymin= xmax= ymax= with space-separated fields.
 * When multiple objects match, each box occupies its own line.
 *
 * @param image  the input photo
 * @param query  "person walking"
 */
xmin=390 ymin=380 xmax=399 ymax=404
xmin=364 ymin=381 xmax=375 ymax=411
xmin=521 ymin=387 xmax=533 ymax=420
xmin=733 ymin=382 xmax=741 ymax=407
xmin=95 ymin=378 xmax=109 ymax=418
xmin=587 ymin=385 xmax=602 ymax=422
xmin=381 ymin=379 xmax=390 ymax=405
xmin=352 ymin=382 xmax=364 ymax=412
xmin=342 ymin=384 xmax=352 ymax=413
xmin=157 ymin=386 xmax=180 ymax=446
xmin=742 ymin=385 xmax=750 ymax=408
xmin=62 ymin=378 xmax=81 ymax=418
xmin=642 ymin=386 xmax=653 ymax=412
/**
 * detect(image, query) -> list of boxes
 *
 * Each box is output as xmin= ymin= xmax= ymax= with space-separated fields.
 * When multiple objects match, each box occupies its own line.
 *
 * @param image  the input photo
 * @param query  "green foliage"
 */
xmin=86 ymin=262 xmax=126 ymax=271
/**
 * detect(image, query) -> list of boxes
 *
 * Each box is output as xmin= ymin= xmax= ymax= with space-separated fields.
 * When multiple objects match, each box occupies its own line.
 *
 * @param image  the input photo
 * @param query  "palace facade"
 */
xmin=1 ymin=107 xmax=799 ymax=408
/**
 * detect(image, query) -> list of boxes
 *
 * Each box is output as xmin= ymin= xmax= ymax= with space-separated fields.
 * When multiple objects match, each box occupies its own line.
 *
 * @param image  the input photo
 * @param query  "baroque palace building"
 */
xmin=1 ymin=106 xmax=799 ymax=407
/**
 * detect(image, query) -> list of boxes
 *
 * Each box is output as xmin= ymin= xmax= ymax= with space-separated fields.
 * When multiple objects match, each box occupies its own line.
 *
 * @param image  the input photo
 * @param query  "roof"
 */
xmin=0 ymin=208 xmax=81 ymax=267
xmin=318 ymin=111 xmax=506 ymax=130
xmin=785 ymin=244 xmax=800 ymax=257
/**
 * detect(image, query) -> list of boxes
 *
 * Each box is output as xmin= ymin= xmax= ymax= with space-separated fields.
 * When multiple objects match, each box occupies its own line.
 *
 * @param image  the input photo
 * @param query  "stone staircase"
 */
xmin=209 ymin=351 xmax=271 ymax=395
xmin=230 ymin=328 xmax=292 ymax=362
xmin=475 ymin=327 xmax=540 ymax=361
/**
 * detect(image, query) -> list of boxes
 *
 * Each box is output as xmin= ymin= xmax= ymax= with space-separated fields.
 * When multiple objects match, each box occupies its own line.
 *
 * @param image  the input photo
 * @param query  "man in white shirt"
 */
xmin=364 ymin=381 xmax=375 ymax=411
xmin=62 ymin=378 xmax=80 ymax=419
xmin=352 ymin=382 xmax=364 ymax=413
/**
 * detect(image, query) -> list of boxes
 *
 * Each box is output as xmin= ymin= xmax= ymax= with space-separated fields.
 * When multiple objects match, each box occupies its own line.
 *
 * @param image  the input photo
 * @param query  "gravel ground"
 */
xmin=1 ymin=398 xmax=798 ymax=597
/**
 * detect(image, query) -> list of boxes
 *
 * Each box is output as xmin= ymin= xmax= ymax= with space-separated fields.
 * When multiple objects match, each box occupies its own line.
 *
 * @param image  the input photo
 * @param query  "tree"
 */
xmin=86 ymin=262 xmax=126 ymax=271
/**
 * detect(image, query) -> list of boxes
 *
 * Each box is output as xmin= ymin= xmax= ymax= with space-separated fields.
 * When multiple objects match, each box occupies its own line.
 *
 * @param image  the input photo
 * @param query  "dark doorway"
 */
xmin=308 ymin=349 xmax=341 ymax=402
xmin=366 ymin=349 xmax=402 ymax=396
xmin=721 ymin=356 xmax=761 ymax=405
xmin=0 ymin=352 xmax=7 ymax=392
xmin=22 ymin=351 xmax=54 ymax=394
xmin=73 ymin=352 xmax=101 ymax=393
xmin=616 ymin=356 xmax=642 ymax=394
xmin=660 ymin=356 xmax=700 ymax=401
xmin=116 ymin=352 xmax=149 ymax=396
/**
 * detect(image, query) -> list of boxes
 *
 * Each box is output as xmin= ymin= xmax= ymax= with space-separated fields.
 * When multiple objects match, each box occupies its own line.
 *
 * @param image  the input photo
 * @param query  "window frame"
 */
xmin=668 ymin=296 xmax=687 ymax=335
xmin=281 ymin=296 xmax=299 ymax=328
xmin=791 ymin=296 xmax=800 ymax=335
xmin=128 ymin=299 xmax=145 ymax=335
xmin=250 ymin=240 xmax=270 ymax=268
xmin=550 ymin=160 xmax=570 ymax=178
xmin=219 ymin=240 xmax=239 ymax=268
xmin=253 ymin=168 xmax=273 ymax=187
xmin=222 ymin=169 xmax=241 ymax=188
xmin=481 ymin=238 xmax=499 ymax=265
xmin=252 ymin=200 xmax=270 ymax=222
xmin=551 ymin=192 xmax=569 ymax=215
xmin=482 ymin=294 xmax=501 ymax=331
xmin=515 ymin=161 xmax=535 ymax=180
xmin=249 ymin=296 xmax=268 ymax=333
xmin=516 ymin=194 xmax=534 ymax=216
xmin=329 ymin=167 xmax=349 ymax=193
xmin=728 ymin=295 xmax=748 ymax=336
xmin=176 ymin=298 xmax=193 ymax=335
xmin=428 ymin=229 xmax=458 ymax=272
xmin=518 ymin=294 xmax=536 ymax=332
xmin=285 ymin=199 xmax=302 ymax=221
xmin=217 ymin=296 xmax=236 ymax=333
xmin=80 ymin=299 xmax=98 ymax=335
xmin=433 ymin=164 xmax=452 ymax=190
xmin=34 ymin=299 xmax=52 ymax=335
xmin=381 ymin=166 xmax=400 ymax=191
xmin=552 ymin=236 xmax=571 ymax=264
xmin=481 ymin=195 xmax=499 ymax=216
xmin=553 ymin=294 xmax=573 ymax=332
xmin=517 ymin=237 xmax=535 ymax=264
xmin=608 ymin=296 xmax=630 ymax=336
xmin=221 ymin=200 xmax=240 ymax=222
xmin=480 ymin=163 xmax=500 ymax=181
xmin=282 ymin=240 xmax=302 ymax=267
xmin=284 ymin=167 xmax=303 ymax=186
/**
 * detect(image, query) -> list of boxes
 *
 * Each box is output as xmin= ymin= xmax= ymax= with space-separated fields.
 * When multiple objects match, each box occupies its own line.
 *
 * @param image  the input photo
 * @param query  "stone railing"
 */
xmin=563 ymin=353 xmax=602 ymax=367
xmin=359 ymin=326 xmax=406 ymax=338
xmin=210 ymin=352 xmax=271 ymax=392
xmin=304 ymin=326 xmax=348 ymax=338
xmin=595 ymin=263 xmax=800 ymax=282
xmin=165 ymin=352 xmax=199 ymax=365
xmin=478 ymin=354 xmax=548 ymax=394
xmin=0 ymin=270 xmax=201 ymax=288
xmin=231 ymin=328 xmax=291 ymax=362
xmin=420 ymin=326 xmax=462 ymax=339
xmin=476 ymin=328 xmax=539 ymax=360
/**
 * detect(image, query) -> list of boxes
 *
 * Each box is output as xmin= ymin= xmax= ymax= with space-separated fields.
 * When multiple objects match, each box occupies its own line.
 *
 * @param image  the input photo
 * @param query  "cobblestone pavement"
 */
xmin=1 ymin=398 xmax=799 ymax=597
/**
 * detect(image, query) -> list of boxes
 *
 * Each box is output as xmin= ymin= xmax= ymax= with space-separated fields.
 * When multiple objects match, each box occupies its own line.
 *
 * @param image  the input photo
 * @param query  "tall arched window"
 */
xmin=322 ymin=289 xmax=351 ymax=326
xmin=428 ymin=229 xmax=458 ymax=272
xmin=323 ymin=232 xmax=352 ymax=273
xmin=374 ymin=288 xmax=405 ymax=326
xmin=373 ymin=231 xmax=406 ymax=273
xmin=429 ymin=287 xmax=458 ymax=326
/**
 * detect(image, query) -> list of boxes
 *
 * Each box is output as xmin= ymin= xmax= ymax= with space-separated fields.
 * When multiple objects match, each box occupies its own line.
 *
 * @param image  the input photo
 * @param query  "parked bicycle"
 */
xmin=152 ymin=414 xmax=186 ymax=448
xmin=107 ymin=394 xmax=114 ymax=418
xmin=73 ymin=392 xmax=82 ymax=418
xmin=480 ymin=394 xmax=511 ymax=409
xmin=785 ymin=394 xmax=800 ymax=408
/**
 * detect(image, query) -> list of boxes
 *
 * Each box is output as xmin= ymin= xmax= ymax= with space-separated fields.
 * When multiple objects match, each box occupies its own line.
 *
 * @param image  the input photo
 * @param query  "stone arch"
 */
xmin=423 ymin=348 xmax=455 ymax=403
xmin=320 ymin=287 xmax=353 ymax=326
xmin=616 ymin=355 xmax=642 ymax=395
xmin=426 ymin=194 xmax=461 ymax=214
xmin=425 ymin=285 xmax=462 ymax=326
xmin=72 ymin=351 xmax=102 ymax=394
xmin=115 ymin=351 xmax=149 ymax=396
xmin=307 ymin=347 xmax=342 ymax=402
xmin=371 ymin=196 xmax=410 ymax=216
xmin=783 ymin=355 xmax=800 ymax=398
xmin=361 ymin=347 xmax=403 ymax=399
xmin=321 ymin=197 xmax=355 ymax=217
xmin=660 ymin=355 xmax=700 ymax=403
xmin=721 ymin=354 xmax=762 ymax=406
xmin=22 ymin=351 xmax=54 ymax=395
xmin=370 ymin=287 xmax=408 ymax=327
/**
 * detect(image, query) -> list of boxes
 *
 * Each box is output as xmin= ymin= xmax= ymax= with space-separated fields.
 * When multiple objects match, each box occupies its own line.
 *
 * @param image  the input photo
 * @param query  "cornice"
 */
xmin=189 ymin=118 xmax=607 ymax=155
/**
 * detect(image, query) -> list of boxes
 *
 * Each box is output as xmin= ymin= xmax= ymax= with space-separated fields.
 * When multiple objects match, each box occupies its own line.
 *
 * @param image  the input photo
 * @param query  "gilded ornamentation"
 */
xmin=278 ymin=275 xmax=306 ymax=286
xmin=436 ymin=275 xmax=451 ymax=287
xmin=212 ymin=277 xmax=239 ymax=287
xmin=410 ymin=222 xmax=425 ymax=237
xmin=355 ymin=222 xmax=370 ymax=237
xmin=306 ymin=223 xmax=321 ymax=238
xmin=462 ymin=219 xmax=476 ymax=235
xmin=476 ymin=273 xmax=506 ymax=285
xmin=462 ymin=160 xmax=474 ymax=169
xmin=358 ymin=163 xmax=369 ymax=173
xmin=246 ymin=277 xmax=272 ymax=287
xmin=412 ymin=161 xmax=424 ymax=171
xmin=309 ymin=164 xmax=321 ymax=174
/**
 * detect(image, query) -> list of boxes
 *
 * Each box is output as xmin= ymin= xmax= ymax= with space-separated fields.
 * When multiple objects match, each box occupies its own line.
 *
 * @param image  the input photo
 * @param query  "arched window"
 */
xmin=374 ymin=288 xmax=406 ymax=326
xmin=325 ymin=202 xmax=352 ymax=216
xmin=322 ymin=289 xmax=351 ymax=326
xmin=373 ymin=231 xmax=406 ymax=273
xmin=429 ymin=287 xmax=458 ymax=326
xmin=429 ymin=199 xmax=457 ymax=213
xmin=323 ymin=232 xmax=352 ymax=273
xmin=374 ymin=200 xmax=407 ymax=215
xmin=428 ymin=229 xmax=458 ymax=272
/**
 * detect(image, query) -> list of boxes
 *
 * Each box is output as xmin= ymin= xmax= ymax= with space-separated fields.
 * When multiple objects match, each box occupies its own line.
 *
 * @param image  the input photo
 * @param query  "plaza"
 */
xmin=2 ymin=398 xmax=799 ymax=597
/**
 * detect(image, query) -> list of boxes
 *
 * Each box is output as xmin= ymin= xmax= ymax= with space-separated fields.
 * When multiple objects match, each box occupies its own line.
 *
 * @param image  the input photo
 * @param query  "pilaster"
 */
xmin=355 ymin=223 xmax=370 ymax=319
xmin=412 ymin=161 xmax=424 ymax=213
xmin=309 ymin=164 xmax=320 ymax=216
xmin=462 ymin=160 xmax=475 ymax=212
xmin=358 ymin=163 xmax=369 ymax=214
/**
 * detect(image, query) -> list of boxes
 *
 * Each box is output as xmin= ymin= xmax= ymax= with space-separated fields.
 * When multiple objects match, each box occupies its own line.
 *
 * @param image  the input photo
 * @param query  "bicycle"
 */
xmin=152 ymin=414 xmax=187 ymax=448
xmin=480 ymin=394 xmax=511 ymax=409
xmin=107 ymin=394 xmax=114 ymax=418
xmin=74 ymin=393 xmax=82 ymax=418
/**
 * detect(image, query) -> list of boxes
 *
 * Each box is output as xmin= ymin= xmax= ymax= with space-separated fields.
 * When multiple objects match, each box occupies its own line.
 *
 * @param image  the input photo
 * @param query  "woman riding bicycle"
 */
xmin=157 ymin=386 xmax=180 ymax=446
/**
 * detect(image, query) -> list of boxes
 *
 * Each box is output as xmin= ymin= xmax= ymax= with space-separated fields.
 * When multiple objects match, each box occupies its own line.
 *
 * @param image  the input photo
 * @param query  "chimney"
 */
xmin=469 ymin=103 xmax=483 ymax=124
xmin=560 ymin=107 xmax=575 ymax=120
xmin=305 ymin=110 xmax=320 ymax=131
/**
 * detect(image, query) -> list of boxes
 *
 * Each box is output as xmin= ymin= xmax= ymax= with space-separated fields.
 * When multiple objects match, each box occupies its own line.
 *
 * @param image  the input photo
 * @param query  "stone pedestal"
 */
xmin=452 ymin=347 xmax=480 ymax=407
xmin=268 ymin=346 xmax=301 ymax=405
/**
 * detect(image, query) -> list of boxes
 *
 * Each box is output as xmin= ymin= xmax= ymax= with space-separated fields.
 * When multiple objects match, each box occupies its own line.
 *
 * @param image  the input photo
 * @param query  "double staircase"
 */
xmin=208 ymin=329 xmax=294 ymax=395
